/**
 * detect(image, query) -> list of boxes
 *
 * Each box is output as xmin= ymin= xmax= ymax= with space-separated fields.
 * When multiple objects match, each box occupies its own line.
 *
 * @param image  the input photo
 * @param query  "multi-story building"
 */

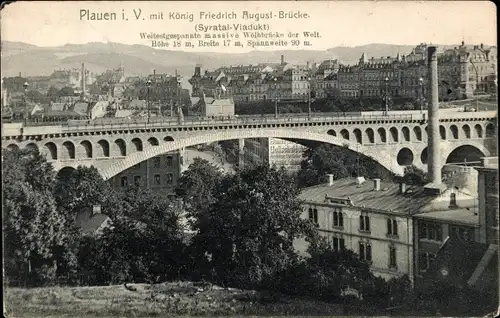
xmin=358 ymin=54 xmax=402 ymax=98
xmin=437 ymin=41 xmax=497 ymax=100
xmin=109 ymin=152 xmax=182 ymax=195
xmin=337 ymin=65 xmax=360 ymax=98
xmin=296 ymin=174 xmax=483 ymax=282
xmin=243 ymin=137 xmax=306 ymax=172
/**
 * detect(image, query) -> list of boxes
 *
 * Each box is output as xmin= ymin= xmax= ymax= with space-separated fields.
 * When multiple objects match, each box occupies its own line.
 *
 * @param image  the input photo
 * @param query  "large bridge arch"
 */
xmin=445 ymin=144 xmax=489 ymax=164
xmin=98 ymin=129 xmax=399 ymax=180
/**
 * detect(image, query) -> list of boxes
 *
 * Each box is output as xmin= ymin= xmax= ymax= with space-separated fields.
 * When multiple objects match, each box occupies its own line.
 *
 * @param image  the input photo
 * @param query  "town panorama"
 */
xmin=2 ymin=40 xmax=499 ymax=316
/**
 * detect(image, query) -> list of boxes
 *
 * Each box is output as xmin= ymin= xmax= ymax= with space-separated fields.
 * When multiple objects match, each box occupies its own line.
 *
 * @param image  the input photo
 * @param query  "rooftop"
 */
xmin=413 ymin=208 xmax=479 ymax=226
xmin=298 ymin=178 xmax=436 ymax=215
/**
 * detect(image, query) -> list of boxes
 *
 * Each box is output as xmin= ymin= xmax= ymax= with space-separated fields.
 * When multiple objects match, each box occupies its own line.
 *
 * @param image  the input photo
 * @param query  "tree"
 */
xmin=298 ymin=144 xmax=394 ymax=188
xmin=53 ymin=166 xmax=112 ymax=215
xmin=3 ymin=148 xmax=69 ymax=285
xmin=175 ymin=158 xmax=223 ymax=218
xmin=58 ymin=86 xmax=75 ymax=97
xmin=192 ymin=165 xmax=315 ymax=289
xmin=78 ymin=188 xmax=187 ymax=285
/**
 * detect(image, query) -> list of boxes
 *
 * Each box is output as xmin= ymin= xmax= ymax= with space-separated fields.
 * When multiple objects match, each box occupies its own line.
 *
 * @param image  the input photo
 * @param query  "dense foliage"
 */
xmin=3 ymin=147 xmax=497 ymax=316
xmin=297 ymin=144 xmax=395 ymax=188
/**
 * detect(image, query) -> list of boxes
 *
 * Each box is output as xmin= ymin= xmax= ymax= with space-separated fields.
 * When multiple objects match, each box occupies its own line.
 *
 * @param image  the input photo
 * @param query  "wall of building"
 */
xmin=110 ymin=152 xmax=181 ymax=194
xmin=296 ymin=202 xmax=414 ymax=281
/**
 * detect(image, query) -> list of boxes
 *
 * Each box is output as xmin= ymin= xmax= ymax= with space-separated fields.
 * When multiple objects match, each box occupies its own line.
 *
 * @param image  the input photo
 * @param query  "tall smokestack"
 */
xmin=81 ymin=63 xmax=86 ymax=96
xmin=426 ymin=46 xmax=442 ymax=189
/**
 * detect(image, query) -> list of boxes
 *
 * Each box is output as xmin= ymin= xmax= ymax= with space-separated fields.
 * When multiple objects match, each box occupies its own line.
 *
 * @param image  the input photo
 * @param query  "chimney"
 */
xmin=81 ymin=63 xmax=86 ymax=97
xmin=427 ymin=46 xmax=442 ymax=185
xmin=327 ymin=174 xmax=334 ymax=186
xmin=480 ymin=43 xmax=484 ymax=49
xmin=281 ymin=55 xmax=285 ymax=65
xmin=373 ymin=179 xmax=381 ymax=191
xmin=399 ymin=182 xmax=407 ymax=194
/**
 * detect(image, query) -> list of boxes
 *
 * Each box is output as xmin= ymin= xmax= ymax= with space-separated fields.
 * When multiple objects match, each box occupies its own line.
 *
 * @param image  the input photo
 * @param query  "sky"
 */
xmin=1 ymin=1 xmax=497 ymax=52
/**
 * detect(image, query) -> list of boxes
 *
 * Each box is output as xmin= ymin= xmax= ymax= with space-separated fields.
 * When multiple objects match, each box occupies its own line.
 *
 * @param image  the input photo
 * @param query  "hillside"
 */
xmin=1 ymin=41 xmax=481 ymax=78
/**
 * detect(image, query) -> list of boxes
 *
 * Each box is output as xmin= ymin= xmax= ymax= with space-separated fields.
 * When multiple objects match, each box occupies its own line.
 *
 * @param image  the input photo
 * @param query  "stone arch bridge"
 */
xmin=2 ymin=110 xmax=497 ymax=179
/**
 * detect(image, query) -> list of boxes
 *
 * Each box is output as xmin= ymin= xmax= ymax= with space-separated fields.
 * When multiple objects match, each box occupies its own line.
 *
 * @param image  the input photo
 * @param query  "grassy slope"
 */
xmin=4 ymin=281 xmax=344 ymax=317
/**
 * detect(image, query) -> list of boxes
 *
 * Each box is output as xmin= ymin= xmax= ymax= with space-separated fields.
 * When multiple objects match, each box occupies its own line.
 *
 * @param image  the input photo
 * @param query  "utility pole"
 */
xmin=419 ymin=77 xmax=424 ymax=113
xmin=147 ymin=79 xmax=152 ymax=124
xmin=274 ymin=77 xmax=278 ymax=118
xmin=384 ymin=77 xmax=389 ymax=115
xmin=469 ymin=58 xmax=479 ymax=111
xmin=307 ymin=76 xmax=311 ymax=119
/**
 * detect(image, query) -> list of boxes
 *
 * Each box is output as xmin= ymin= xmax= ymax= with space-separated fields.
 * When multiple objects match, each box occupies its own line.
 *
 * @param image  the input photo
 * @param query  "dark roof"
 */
xmin=299 ymin=178 xmax=436 ymax=215
xmin=428 ymin=238 xmax=497 ymax=288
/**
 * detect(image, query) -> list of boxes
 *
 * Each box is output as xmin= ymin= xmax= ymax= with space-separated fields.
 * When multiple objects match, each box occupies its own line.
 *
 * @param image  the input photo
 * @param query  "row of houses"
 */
xmin=188 ymin=42 xmax=497 ymax=104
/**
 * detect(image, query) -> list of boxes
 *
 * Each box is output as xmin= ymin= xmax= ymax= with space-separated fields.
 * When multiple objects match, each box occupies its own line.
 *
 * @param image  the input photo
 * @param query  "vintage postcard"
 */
xmin=1 ymin=1 xmax=498 ymax=317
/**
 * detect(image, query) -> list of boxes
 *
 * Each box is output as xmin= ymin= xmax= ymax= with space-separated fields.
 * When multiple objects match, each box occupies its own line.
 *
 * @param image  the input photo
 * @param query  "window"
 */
xmin=333 ymin=208 xmax=344 ymax=228
xmin=153 ymin=157 xmax=161 ymax=168
xmin=332 ymin=236 xmax=345 ymax=251
xmin=359 ymin=214 xmax=370 ymax=232
xmin=121 ymin=176 xmax=128 ymax=187
xmin=154 ymin=174 xmax=161 ymax=185
xmin=449 ymin=193 xmax=457 ymax=208
xmin=419 ymin=221 xmax=443 ymax=241
xmin=450 ymin=225 xmax=473 ymax=242
xmin=134 ymin=175 xmax=141 ymax=186
xmin=308 ymin=207 xmax=318 ymax=225
xmin=166 ymin=156 xmax=173 ymax=167
xmin=387 ymin=218 xmax=398 ymax=237
xmin=419 ymin=252 xmax=435 ymax=272
xmin=359 ymin=241 xmax=372 ymax=261
xmin=166 ymin=173 xmax=174 ymax=185
xmin=389 ymin=245 xmax=397 ymax=268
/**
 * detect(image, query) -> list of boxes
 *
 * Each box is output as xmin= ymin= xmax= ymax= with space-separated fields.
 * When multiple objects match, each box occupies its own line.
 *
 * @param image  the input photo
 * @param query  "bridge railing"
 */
xmin=55 ymin=113 xmax=422 ymax=132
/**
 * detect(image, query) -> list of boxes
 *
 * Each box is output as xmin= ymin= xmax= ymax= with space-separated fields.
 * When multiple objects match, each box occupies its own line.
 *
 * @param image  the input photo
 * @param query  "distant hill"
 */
xmin=1 ymin=41 xmax=487 ymax=80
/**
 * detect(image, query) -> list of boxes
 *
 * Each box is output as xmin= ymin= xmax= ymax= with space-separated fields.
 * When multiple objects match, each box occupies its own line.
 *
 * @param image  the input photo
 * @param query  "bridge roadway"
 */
xmin=2 ymin=109 xmax=497 ymax=138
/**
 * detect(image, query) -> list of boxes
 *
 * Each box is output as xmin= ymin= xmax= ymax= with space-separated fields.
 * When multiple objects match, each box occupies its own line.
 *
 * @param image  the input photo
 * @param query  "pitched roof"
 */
xmin=428 ymin=237 xmax=497 ymax=289
xmin=73 ymin=102 xmax=89 ymax=114
xmin=51 ymin=102 xmax=66 ymax=111
xmin=299 ymin=178 xmax=436 ymax=215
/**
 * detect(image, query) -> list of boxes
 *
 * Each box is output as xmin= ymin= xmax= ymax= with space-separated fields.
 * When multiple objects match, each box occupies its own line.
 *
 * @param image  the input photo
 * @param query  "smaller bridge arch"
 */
xmin=439 ymin=125 xmax=446 ymax=140
xmin=397 ymin=148 xmax=414 ymax=166
xmin=25 ymin=143 xmax=39 ymax=153
xmin=340 ymin=129 xmax=350 ymax=140
xmin=413 ymin=126 xmax=423 ymax=141
xmin=6 ymin=144 xmax=19 ymax=151
xmin=79 ymin=140 xmax=92 ymax=158
xmin=131 ymin=138 xmax=143 ymax=153
xmin=462 ymin=124 xmax=471 ymax=139
xmin=43 ymin=142 xmax=58 ymax=160
xmin=420 ymin=147 xmax=428 ymax=164
xmin=389 ymin=127 xmax=399 ymax=143
xmin=114 ymin=139 xmax=127 ymax=156
xmin=450 ymin=125 xmax=459 ymax=139
xmin=401 ymin=127 xmax=410 ymax=142
xmin=377 ymin=127 xmax=387 ymax=143
xmin=148 ymin=137 xmax=159 ymax=146
xmin=353 ymin=128 xmax=362 ymax=144
xmin=327 ymin=129 xmax=337 ymax=137
xmin=61 ymin=141 xmax=76 ymax=160
xmin=486 ymin=123 xmax=495 ymax=138
xmin=96 ymin=140 xmax=110 ymax=158
xmin=164 ymin=136 xmax=175 ymax=142
xmin=474 ymin=124 xmax=483 ymax=138
xmin=365 ymin=128 xmax=375 ymax=144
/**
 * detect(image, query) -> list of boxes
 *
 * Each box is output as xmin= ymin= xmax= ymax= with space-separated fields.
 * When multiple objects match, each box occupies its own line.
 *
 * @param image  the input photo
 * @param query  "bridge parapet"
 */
xmin=1 ymin=110 xmax=496 ymax=138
